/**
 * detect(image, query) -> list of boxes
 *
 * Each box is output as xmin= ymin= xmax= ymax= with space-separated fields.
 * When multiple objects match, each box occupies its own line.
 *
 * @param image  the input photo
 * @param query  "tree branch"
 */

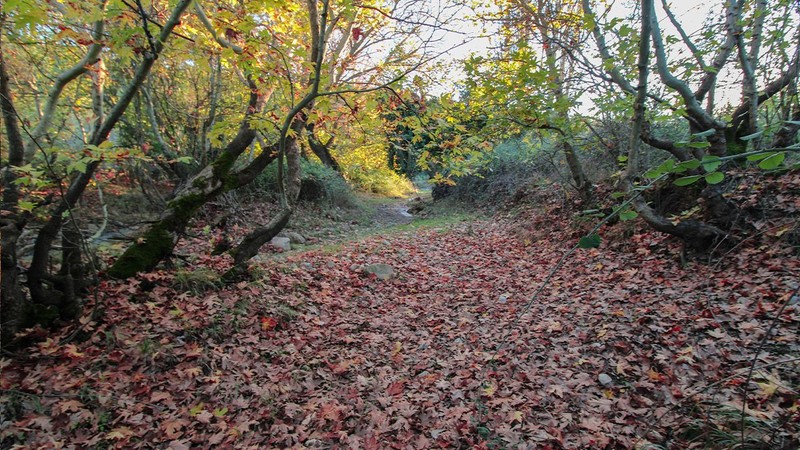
xmin=24 ymin=0 xmax=108 ymax=161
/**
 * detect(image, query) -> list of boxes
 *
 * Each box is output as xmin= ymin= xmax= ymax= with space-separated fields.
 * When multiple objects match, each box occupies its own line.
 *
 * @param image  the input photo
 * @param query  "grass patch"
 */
xmin=174 ymin=268 xmax=223 ymax=294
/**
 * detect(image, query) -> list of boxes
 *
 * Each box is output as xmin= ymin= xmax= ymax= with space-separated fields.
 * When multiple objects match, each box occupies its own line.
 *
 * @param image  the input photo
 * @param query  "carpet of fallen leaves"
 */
xmin=3 ymin=174 xmax=800 ymax=449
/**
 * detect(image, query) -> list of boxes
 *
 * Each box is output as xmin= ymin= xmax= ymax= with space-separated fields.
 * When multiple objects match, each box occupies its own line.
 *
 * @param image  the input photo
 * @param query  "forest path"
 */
xmin=4 ymin=211 xmax=798 ymax=448
xmin=370 ymin=199 xmax=414 ymax=226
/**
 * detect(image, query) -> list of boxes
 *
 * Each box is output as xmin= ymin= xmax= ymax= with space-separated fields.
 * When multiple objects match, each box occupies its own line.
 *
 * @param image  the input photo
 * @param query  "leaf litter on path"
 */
xmin=2 ymin=214 xmax=799 ymax=448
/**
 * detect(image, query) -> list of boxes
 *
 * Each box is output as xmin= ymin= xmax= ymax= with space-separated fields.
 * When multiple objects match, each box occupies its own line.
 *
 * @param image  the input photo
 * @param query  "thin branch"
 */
xmin=24 ymin=0 xmax=108 ymax=160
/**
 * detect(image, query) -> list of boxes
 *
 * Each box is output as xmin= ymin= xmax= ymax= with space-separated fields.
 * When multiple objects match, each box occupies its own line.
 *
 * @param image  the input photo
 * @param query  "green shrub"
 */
xmin=442 ymin=135 xmax=558 ymax=203
xmin=249 ymin=159 xmax=358 ymax=208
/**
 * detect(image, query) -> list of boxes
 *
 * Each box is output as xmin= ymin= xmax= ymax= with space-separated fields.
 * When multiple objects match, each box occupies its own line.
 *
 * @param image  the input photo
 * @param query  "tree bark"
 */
xmin=107 ymin=0 xmax=334 ymax=279
xmin=0 ymin=32 xmax=27 ymax=345
xmin=223 ymin=132 xmax=302 ymax=279
xmin=562 ymin=140 xmax=593 ymax=204
xmin=624 ymin=0 xmax=727 ymax=250
xmin=222 ymin=0 xmax=332 ymax=279
xmin=306 ymin=121 xmax=341 ymax=171
xmin=23 ymin=2 xmax=108 ymax=161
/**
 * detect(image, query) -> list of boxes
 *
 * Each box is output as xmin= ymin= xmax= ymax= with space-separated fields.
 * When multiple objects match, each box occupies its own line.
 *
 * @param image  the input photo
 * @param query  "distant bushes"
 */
xmin=438 ymin=136 xmax=564 ymax=203
xmin=334 ymin=143 xmax=416 ymax=197
xmin=249 ymin=159 xmax=358 ymax=208
xmin=344 ymin=166 xmax=416 ymax=197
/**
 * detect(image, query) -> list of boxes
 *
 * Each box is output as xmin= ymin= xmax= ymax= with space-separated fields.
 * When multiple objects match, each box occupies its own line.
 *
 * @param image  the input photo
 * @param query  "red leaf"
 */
xmin=386 ymin=380 xmax=406 ymax=396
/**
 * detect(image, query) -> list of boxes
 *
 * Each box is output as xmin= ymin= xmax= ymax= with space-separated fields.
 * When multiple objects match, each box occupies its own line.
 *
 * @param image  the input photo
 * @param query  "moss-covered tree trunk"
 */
xmin=108 ymin=89 xmax=274 ymax=278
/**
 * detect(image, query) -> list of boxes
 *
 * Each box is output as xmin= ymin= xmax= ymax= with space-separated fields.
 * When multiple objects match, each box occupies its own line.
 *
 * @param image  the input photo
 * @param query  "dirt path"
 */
xmin=370 ymin=200 xmax=414 ymax=226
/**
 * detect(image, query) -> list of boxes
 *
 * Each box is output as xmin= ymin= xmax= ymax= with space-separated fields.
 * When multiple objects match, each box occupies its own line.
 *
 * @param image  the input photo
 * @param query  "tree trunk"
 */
xmin=625 ymin=0 xmax=728 ymax=251
xmin=0 ymin=220 xmax=24 ymax=346
xmin=224 ymin=126 xmax=304 ymax=279
xmin=562 ymin=140 xmax=593 ymax=205
xmin=223 ymin=208 xmax=292 ymax=280
xmin=108 ymin=101 xmax=264 ymax=278
xmin=306 ymin=121 xmax=340 ymax=171
xmin=771 ymin=105 xmax=799 ymax=148
xmin=1 ymin=34 xmax=29 ymax=345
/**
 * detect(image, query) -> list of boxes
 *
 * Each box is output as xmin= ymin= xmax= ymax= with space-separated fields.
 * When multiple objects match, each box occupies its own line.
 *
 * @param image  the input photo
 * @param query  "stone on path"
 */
xmin=282 ymin=231 xmax=306 ymax=245
xmin=362 ymin=263 xmax=395 ymax=280
xmin=270 ymin=236 xmax=291 ymax=252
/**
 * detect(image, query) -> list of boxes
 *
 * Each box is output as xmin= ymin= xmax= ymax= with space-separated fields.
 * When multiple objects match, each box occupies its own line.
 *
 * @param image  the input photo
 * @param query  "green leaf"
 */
xmin=619 ymin=210 xmax=638 ymax=221
xmin=674 ymin=175 xmax=703 ymax=186
xmin=67 ymin=160 xmax=88 ymax=174
xmin=739 ymin=130 xmax=763 ymax=141
xmin=644 ymin=169 xmax=662 ymax=179
xmin=189 ymin=403 xmax=204 ymax=416
xmin=610 ymin=191 xmax=626 ymax=199
xmin=677 ymin=159 xmax=701 ymax=170
xmin=657 ymin=159 xmax=674 ymax=171
xmin=176 ymin=156 xmax=194 ymax=164
xmin=578 ymin=233 xmax=601 ymax=249
xmin=758 ymin=152 xmax=785 ymax=170
xmin=617 ymin=155 xmax=628 ymax=162
xmin=701 ymin=156 xmax=721 ymax=172
xmin=746 ymin=152 xmax=771 ymax=162
xmin=18 ymin=200 xmax=36 ymax=212
xmin=785 ymin=120 xmax=800 ymax=126
xmin=687 ymin=141 xmax=711 ymax=149
xmin=704 ymin=172 xmax=724 ymax=184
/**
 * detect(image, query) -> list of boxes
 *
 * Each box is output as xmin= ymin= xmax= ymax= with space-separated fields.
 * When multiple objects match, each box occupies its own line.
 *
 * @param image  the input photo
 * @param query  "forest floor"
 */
xmin=2 ymin=173 xmax=800 ymax=449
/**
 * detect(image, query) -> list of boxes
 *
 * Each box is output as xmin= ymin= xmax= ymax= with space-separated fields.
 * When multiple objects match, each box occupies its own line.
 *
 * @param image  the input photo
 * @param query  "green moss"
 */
xmin=725 ymin=127 xmax=747 ymax=155
xmin=165 ymin=192 xmax=206 ymax=225
xmin=211 ymin=151 xmax=237 ymax=179
xmin=107 ymin=226 xmax=173 ymax=279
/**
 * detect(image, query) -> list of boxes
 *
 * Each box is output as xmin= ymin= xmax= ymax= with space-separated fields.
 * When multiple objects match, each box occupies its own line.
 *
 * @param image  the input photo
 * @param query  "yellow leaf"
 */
xmin=511 ymin=410 xmax=524 ymax=423
xmin=106 ymin=427 xmax=133 ymax=440
xmin=757 ymin=381 xmax=779 ymax=398
xmin=63 ymin=344 xmax=84 ymax=358
xmin=391 ymin=341 xmax=402 ymax=356
xmin=482 ymin=383 xmax=497 ymax=397
xmin=189 ymin=403 xmax=205 ymax=416
xmin=648 ymin=368 xmax=664 ymax=382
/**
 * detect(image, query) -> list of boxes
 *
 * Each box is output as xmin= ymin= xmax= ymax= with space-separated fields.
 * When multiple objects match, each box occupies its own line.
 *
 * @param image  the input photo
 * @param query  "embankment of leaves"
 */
xmin=2 ymin=171 xmax=799 ymax=449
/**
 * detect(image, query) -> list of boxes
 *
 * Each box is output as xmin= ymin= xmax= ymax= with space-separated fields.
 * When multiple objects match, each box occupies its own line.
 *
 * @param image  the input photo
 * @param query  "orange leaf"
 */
xmin=261 ymin=316 xmax=278 ymax=331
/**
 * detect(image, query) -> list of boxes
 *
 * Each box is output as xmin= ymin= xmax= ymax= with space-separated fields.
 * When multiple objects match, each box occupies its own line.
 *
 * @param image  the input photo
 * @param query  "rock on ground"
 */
xmin=270 ymin=236 xmax=291 ymax=251
xmin=362 ymin=263 xmax=395 ymax=280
